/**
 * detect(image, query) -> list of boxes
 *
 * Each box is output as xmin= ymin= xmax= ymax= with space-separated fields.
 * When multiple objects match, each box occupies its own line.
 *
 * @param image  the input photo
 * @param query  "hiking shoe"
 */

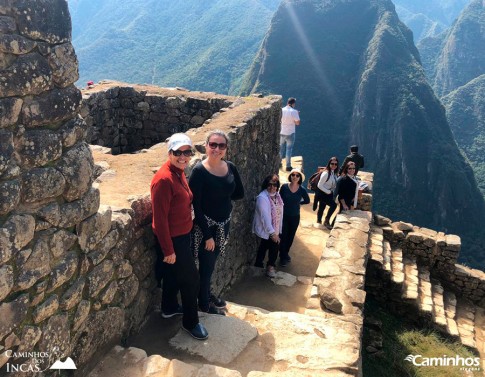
xmin=280 ymin=259 xmax=288 ymax=267
xmin=182 ymin=323 xmax=209 ymax=340
xmin=209 ymin=294 xmax=227 ymax=309
xmin=161 ymin=305 xmax=183 ymax=318
xmin=200 ymin=304 xmax=226 ymax=316
xmin=266 ymin=266 xmax=277 ymax=278
xmin=324 ymin=221 xmax=333 ymax=230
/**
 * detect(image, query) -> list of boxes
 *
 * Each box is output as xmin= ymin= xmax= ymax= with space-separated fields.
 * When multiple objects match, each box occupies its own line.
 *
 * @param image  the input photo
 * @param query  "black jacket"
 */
xmin=339 ymin=152 xmax=365 ymax=175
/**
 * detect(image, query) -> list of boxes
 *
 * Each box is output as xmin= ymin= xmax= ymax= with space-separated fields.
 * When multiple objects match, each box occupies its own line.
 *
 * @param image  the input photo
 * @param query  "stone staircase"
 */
xmin=367 ymin=224 xmax=480 ymax=351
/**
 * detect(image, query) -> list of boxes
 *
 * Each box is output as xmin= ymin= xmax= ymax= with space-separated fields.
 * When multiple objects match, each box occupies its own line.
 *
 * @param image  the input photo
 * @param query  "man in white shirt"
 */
xmin=280 ymin=97 xmax=301 ymax=171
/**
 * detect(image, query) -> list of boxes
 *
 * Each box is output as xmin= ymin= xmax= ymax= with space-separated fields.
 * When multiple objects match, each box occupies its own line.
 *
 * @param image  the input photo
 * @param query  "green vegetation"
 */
xmin=68 ymin=0 xmax=280 ymax=94
xmin=363 ymin=298 xmax=482 ymax=377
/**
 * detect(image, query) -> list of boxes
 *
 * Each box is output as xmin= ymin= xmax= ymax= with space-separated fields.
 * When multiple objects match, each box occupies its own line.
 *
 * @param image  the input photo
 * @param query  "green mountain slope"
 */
xmin=429 ymin=0 xmax=485 ymax=98
xmin=241 ymin=0 xmax=485 ymax=268
xmin=392 ymin=0 xmax=468 ymax=43
xmin=68 ymin=0 xmax=280 ymax=94
xmin=442 ymin=75 xmax=485 ymax=198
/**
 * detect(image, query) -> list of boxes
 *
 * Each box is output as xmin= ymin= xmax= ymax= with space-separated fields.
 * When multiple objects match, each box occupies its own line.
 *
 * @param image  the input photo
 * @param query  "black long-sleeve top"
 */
xmin=335 ymin=175 xmax=357 ymax=207
xmin=189 ymin=161 xmax=244 ymax=240
xmin=279 ymin=183 xmax=310 ymax=217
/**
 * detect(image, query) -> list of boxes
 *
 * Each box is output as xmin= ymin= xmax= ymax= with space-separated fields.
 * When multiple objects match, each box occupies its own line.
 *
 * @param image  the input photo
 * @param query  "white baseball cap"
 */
xmin=167 ymin=133 xmax=192 ymax=151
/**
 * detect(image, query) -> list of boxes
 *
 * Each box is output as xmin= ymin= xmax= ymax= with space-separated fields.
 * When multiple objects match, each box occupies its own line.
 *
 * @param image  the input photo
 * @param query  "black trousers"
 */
xmin=317 ymin=191 xmax=337 ymax=224
xmin=197 ymin=222 xmax=230 ymax=311
xmin=157 ymin=233 xmax=199 ymax=329
xmin=279 ymin=214 xmax=299 ymax=260
xmin=255 ymin=237 xmax=280 ymax=267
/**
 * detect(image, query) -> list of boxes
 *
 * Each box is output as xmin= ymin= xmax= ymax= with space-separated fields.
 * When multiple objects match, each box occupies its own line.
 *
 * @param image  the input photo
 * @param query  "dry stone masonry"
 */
xmin=81 ymin=82 xmax=233 ymax=154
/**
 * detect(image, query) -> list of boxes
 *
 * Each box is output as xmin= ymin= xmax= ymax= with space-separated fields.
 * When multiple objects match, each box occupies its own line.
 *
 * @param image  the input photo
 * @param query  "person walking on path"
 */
xmin=279 ymin=168 xmax=310 ymax=266
xmin=280 ymin=97 xmax=300 ymax=171
xmin=316 ymin=157 xmax=339 ymax=229
xmin=339 ymin=145 xmax=364 ymax=175
xmin=189 ymin=130 xmax=244 ymax=315
xmin=151 ymin=133 xmax=208 ymax=340
xmin=335 ymin=161 xmax=359 ymax=212
xmin=253 ymin=174 xmax=284 ymax=278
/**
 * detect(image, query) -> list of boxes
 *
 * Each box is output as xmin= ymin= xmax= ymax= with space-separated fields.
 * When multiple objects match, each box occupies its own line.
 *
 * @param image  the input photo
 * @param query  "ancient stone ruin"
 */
xmin=1 ymin=1 xmax=484 ymax=376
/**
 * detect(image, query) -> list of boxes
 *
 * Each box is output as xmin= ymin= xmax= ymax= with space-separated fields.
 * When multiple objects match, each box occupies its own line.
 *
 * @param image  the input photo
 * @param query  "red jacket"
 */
xmin=151 ymin=160 xmax=193 ymax=256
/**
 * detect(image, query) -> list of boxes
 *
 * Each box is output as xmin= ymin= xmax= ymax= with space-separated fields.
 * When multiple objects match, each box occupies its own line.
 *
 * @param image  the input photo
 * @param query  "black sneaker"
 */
xmin=161 ymin=305 xmax=183 ymax=318
xmin=209 ymin=294 xmax=226 ymax=309
xmin=182 ymin=323 xmax=209 ymax=340
xmin=280 ymin=259 xmax=288 ymax=267
xmin=200 ymin=304 xmax=226 ymax=316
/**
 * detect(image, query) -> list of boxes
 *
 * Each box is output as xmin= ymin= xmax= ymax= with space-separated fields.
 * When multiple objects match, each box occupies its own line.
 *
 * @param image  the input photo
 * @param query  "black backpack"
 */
xmin=307 ymin=171 xmax=322 ymax=191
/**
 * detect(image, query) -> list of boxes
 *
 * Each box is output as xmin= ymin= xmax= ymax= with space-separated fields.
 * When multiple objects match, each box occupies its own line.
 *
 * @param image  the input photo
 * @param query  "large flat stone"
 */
xmin=169 ymin=313 xmax=258 ymax=364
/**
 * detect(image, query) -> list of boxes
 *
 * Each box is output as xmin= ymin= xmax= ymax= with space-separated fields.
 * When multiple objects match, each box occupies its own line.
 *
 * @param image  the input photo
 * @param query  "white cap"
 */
xmin=167 ymin=133 xmax=192 ymax=151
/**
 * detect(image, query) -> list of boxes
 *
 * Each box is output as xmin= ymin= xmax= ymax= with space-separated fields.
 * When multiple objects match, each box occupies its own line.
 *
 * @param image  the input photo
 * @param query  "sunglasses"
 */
xmin=171 ymin=149 xmax=194 ymax=157
xmin=208 ymin=142 xmax=227 ymax=150
xmin=348 ymin=167 xmax=356 ymax=170
xmin=268 ymin=182 xmax=280 ymax=187
xmin=330 ymin=162 xmax=338 ymax=166
xmin=290 ymin=173 xmax=301 ymax=177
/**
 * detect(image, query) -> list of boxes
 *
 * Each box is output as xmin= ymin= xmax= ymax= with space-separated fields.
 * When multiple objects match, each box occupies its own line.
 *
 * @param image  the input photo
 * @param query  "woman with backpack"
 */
xmin=316 ymin=157 xmax=339 ymax=229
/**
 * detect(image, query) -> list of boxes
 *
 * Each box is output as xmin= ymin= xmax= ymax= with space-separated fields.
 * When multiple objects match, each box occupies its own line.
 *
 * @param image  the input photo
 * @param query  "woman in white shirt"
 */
xmin=252 ymin=174 xmax=284 ymax=278
xmin=316 ymin=157 xmax=339 ymax=229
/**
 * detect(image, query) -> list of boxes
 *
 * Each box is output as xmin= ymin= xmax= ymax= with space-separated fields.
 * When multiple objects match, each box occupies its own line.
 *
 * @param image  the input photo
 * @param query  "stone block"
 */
xmin=445 ymin=234 xmax=461 ymax=252
xmin=60 ymin=277 xmax=85 ymax=311
xmin=77 ymin=205 xmax=112 ymax=252
xmin=21 ymin=86 xmax=81 ymax=127
xmin=99 ymin=281 xmax=118 ymax=305
xmin=60 ymin=116 xmax=88 ymax=148
xmin=47 ymin=251 xmax=78 ymax=292
xmin=38 ymin=314 xmax=70 ymax=363
xmin=0 ymin=52 xmax=52 ymax=97
xmin=0 ymin=179 xmax=20 ymax=215
xmin=407 ymin=232 xmax=424 ymax=244
xmin=0 ymin=34 xmax=36 ymax=54
xmin=18 ymin=129 xmax=63 ymax=168
xmin=88 ymin=260 xmax=114 ymax=297
xmin=47 ymin=42 xmax=79 ymax=87
xmin=132 ymin=251 xmax=155 ymax=281
xmin=0 ymin=265 xmax=13 ymax=301
xmin=37 ymin=202 xmax=61 ymax=226
xmin=15 ymin=238 xmax=50 ymax=291
xmin=0 ymin=129 xmax=13 ymax=173
xmin=49 ymin=229 xmax=77 ymax=259
xmin=0 ymin=16 xmax=15 ymax=33
xmin=118 ymin=274 xmax=139 ymax=307
xmin=392 ymin=221 xmax=413 ymax=231
xmin=88 ymin=229 xmax=119 ymax=265
xmin=58 ymin=186 xmax=100 ymax=228
xmin=21 ymin=167 xmax=66 ymax=203
xmin=73 ymin=300 xmax=91 ymax=332
xmin=345 ymin=288 xmax=366 ymax=308
xmin=4 ymin=332 xmax=20 ymax=349
xmin=17 ymin=326 xmax=42 ymax=353
xmin=115 ymin=259 xmax=133 ymax=279
xmin=14 ymin=0 xmax=71 ymax=44
xmin=57 ymin=142 xmax=94 ymax=201
xmin=4 ymin=214 xmax=35 ymax=250
xmin=0 ymin=97 xmax=22 ymax=128
xmin=0 ymin=294 xmax=29 ymax=339
xmin=128 ymin=194 xmax=152 ymax=227
xmin=33 ymin=295 xmax=59 ymax=324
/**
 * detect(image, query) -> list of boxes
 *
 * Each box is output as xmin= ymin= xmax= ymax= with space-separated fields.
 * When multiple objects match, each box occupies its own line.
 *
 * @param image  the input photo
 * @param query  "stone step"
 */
xmin=402 ymin=257 xmax=419 ymax=300
xmin=431 ymin=280 xmax=447 ymax=329
xmin=390 ymin=248 xmax=404 ymax=284
xmin=443 ymin=291 xmax=459 ymax=337
xmin=417 ymin=266 xmax=433 ymax=316
xmin=456 ymin=300 xmax=476 ymax=349
xmin=382 ymin=240 xmax=392 ymax=273
xmin=368 ymin=226 xmax=384 ymax=265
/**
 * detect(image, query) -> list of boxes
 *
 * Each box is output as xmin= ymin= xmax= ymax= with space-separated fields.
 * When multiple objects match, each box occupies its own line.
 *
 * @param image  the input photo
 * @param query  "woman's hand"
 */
xmin=343 ymin=205 xmax=349 ymax=211
xmin=163 ymin=254 xmax=176 ymax=264
xmin=270 ymin=233 xmax=280 ymax=244
xmin=205 ymin=238 xmax=216 ymax=251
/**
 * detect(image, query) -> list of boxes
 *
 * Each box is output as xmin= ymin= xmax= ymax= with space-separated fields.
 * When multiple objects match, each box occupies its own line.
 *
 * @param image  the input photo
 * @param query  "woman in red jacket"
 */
xmin=151 ymin=133 xmax=208 ymax=340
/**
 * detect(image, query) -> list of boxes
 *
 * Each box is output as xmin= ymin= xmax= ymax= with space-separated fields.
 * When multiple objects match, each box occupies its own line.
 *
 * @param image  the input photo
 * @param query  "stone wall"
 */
xmin=80 ymin=84 xmax=232 ymax=154
xmin=0 ymin=1 xmax=165 ymax=373
xmin=374 ymin=215 xmax=485 ymax=307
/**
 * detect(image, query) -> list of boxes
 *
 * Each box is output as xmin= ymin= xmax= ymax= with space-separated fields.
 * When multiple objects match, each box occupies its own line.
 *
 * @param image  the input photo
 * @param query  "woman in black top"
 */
xmin=189 ymin=130 xmax=244 ymax=315
xmin=278 ymin=168 xmax=310 ymax=266
xmin=335 ymin=161 xmax=358 ymax=211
